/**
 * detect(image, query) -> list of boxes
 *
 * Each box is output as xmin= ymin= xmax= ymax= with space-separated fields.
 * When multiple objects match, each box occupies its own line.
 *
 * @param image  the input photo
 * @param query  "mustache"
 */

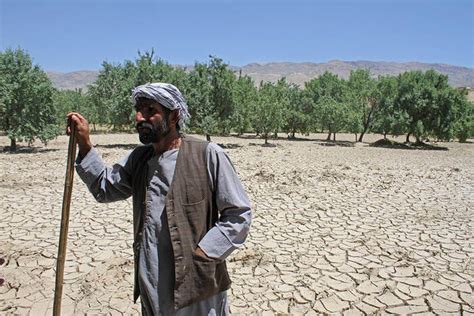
xmin=136 ymin=121 xmax=154 ymax=130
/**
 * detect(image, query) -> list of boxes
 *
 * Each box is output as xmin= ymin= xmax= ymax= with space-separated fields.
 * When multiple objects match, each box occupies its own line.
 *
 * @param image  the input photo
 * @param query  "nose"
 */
xmin=135 ymin=110 xmax=145 ymax=122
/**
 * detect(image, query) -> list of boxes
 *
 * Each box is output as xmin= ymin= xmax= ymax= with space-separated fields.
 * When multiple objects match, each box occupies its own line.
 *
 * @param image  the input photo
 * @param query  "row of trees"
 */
xmin=1 ymin=47 xmax=473 ymax=150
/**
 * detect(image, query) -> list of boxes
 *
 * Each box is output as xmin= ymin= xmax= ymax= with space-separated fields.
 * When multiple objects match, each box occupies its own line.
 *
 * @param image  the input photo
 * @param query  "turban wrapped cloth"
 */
xmin=131 ymin=83 xmax=190 ymax=129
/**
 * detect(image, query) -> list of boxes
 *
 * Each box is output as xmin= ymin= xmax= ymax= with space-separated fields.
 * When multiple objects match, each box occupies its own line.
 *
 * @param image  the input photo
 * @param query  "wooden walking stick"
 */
xmin=53 ymin=121 xmax=77 ymax=316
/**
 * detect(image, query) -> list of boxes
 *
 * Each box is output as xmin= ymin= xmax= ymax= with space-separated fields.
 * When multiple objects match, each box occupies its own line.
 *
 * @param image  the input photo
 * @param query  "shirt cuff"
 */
xmin=198 ymin=227 xmax=237 ymax=261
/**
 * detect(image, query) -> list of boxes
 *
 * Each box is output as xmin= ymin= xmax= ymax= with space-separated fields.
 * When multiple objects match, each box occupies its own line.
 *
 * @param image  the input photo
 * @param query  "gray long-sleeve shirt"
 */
xmin=76 ymin=142 xmax=252 ymax=315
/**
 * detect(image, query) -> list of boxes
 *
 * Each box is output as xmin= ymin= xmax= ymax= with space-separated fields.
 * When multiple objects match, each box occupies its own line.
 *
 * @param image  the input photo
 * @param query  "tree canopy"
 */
xmin=1 ymin=47 xmax=472 ymax=148
xmin=0 ymin=48 xmax=60 ymax=150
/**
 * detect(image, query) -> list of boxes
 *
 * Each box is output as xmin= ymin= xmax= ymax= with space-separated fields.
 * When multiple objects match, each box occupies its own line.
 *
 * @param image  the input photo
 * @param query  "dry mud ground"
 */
xmin=0 ymin=133 xmax=473 ymax=315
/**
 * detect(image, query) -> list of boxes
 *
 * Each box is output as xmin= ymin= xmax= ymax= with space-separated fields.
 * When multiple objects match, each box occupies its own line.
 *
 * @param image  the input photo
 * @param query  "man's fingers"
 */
xmin=67 ymin=113 xmax=80 ymax=123
xmin=66 ymin=114 xmax=76 ymax=135
xmin=66 ymin=113 xmax=84 ymax=136
xmin=66 ymin=112 xmax=87 ymax=124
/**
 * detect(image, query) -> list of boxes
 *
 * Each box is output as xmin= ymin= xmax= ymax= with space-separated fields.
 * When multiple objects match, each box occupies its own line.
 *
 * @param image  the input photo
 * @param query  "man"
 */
xmin=67 ymin=83 xmax=251 ymax=315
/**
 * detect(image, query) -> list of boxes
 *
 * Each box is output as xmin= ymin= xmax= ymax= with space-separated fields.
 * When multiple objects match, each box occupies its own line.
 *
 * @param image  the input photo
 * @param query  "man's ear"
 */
xmin=170 ymin=109 xmax=180 ymax=126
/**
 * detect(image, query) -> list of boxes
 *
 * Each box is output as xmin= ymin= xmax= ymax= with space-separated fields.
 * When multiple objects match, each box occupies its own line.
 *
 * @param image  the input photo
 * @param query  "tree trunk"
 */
xmin=359 ymin=107 xmax=374 ymax=143
xmin=354 ymin=133 xmax=358 ymax=142
xmin=333 ymin=133 xmax=336 ymax=141
xmin=264 ymin=135 xmax=268 ymax=145
xmin=383 ymin=132 xmax=387 ymax=140
xmin=406 ymin=133 xmax=411 ymax=143
xmin=10 ymin=138 xmax=16 ymax=151
xmin=206 ymin=134 xmax=211 ymax=142
xmin=326 ymin=132 xmax=331 ymax=141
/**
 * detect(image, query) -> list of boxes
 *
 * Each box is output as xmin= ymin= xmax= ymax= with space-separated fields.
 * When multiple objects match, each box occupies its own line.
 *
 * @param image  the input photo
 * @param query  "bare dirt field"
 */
xmin=0 ymin=133 xmax=473 ymax=315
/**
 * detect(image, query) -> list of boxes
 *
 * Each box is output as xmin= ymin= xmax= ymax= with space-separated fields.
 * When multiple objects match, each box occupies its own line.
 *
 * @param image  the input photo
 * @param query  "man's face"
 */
xmin=135 ymin=99 xmax=170 ymax=144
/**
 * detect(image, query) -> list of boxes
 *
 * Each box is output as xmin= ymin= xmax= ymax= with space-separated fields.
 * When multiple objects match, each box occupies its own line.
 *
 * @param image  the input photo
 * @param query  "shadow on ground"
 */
xmin=236 ymin=134 xmax=359 ymax=147
xmin=248 ymin=142 xmax=279 ymax=148
xmin=94 ymin=143 xmax=138 ymax=150
xmin=236 ymin=134 xmax=318 ymax=142
xmin=369 ymin=139 xmax=449 ymax=151
xmin=217 ymin=143 xmax=243 ymax=149
xmin=314 ymin=140 xmax=355 ymax=147
xmin=1 ymin=146 xmax=60 ymax=154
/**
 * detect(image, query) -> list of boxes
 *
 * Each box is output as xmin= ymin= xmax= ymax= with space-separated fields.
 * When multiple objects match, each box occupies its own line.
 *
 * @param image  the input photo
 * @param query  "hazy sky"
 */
xmin=1 ymin=0 xmax=473 ymax=72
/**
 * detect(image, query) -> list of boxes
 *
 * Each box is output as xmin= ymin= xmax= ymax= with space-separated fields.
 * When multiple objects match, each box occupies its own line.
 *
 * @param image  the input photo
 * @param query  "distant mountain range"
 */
xmin=47 ymin=70 xmax=99 ymax=91
xmin=47 ymin=60 xmax=474 ymax=90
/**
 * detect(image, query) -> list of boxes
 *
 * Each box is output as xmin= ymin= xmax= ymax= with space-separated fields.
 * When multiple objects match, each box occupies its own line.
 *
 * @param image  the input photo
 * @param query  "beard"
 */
xmin=136 ymin=119 xmax=170 ymax=145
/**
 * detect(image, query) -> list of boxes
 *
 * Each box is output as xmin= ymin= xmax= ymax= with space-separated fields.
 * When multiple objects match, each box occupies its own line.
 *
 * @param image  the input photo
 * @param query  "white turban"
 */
xmin=131 ymin=83 xmax=190 ymax=129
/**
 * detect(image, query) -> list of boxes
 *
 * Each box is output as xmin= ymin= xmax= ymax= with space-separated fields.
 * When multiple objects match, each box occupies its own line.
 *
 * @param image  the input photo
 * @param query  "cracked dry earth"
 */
xmin=0 ymin=133 xmax=473 ymax=315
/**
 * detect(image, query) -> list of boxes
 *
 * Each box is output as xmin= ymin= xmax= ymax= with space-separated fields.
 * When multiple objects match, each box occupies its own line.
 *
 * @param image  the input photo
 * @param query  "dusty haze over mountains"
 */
xmin=47 ymin=60 xmax=474 ymax=91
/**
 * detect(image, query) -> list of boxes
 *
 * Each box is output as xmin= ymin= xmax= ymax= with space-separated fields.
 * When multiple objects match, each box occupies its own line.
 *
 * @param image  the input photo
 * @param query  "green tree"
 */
xmin=208 ymin=56 xmax=236 ymax=135
xmin=88 ymin=61 xmax=133 ymax=129
xmin=346 ymin=69 xmax=378 ymax=142
xmin=167 ymin=66 xmax=189 ymax=95
xmin=283 ymin=84 xmax=312 ymax=139
xmin=232 ymin=73 xmax=257 ymax=135
xmin=135 ymin=50 xmax=157 ymax=84
xmin=186 ymin=62 xmax=216 ymax=140
xmin=452 ymin=97 xmax=474 ymax=142
xmin=271 ymin=78 xmax=292 ymax=137
xmin=372 ymin=76 xmax=404 ymax=139
xmin=0 ymin=73 xmax=9 ymax=131
xmin=395 ymin=70 xmax=458 ymax=143
xmin=304 ymin=72 xmax=347 ymax=140
xmin=253 ymin=81 xmax=285 ymax=144
xmin=345 ymin=107 xmax=363 ymax=142
xmin=53 ymin=89 xmax=97 ymax=130
xmin=134 ymin=49 xmax=181 ymax=86
xmin=0 ymin=48 xmax=60 ymax=150
xmin=421 ymin=71 xmax=462 ymax=141
xmin=317 ymin=95 xmax=350 ymax=141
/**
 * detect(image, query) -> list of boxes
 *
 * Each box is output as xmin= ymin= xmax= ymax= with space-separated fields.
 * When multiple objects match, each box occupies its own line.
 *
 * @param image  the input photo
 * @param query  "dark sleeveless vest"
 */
xmin=130 ymin=136 xmax=231 ymax=310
